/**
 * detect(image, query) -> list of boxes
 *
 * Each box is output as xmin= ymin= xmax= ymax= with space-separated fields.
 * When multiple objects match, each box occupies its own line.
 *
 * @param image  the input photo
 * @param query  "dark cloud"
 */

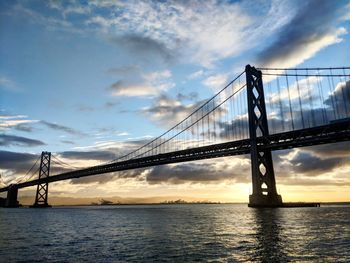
xmin=176 ymin=92 xmax=199 ymax=102
xmin=1 ymin=144 xmax=349 ymax=188
xmin=143 ymin=94 xmax=200 ymax=126
xmin=14 ymin=124 xmax=34 ymax=132
xmin=0 ymin=134 xmax=45 ymax=147
xmin=0 ymin=150 xmax=72 ymax=183
xmin=110 ymin=80 xmax=126 ymax=92
xmin=257 ymin=0 xmax=346 ymax=66
xmin=324 ymin=80 xmax=350 ymax=118
xmin=262 ymin=76 xmax=350 ymax=134
xmin=40 ymin=120 xmax=84 ymax=136
xmin=0 ymin=150 xmax=38 ymax=174
xmin=146 ymin=159 xmax=250 ymax=184
xmin=143 ymin=94 xmax=217 ymax=128
xmin=217 ymin=118 xmax=249 ymax=141
xmin=304 ymin=141 xmax=350 ymax=157
xmin=283 ymin=151 xmax=343 ymax=175
xmin=268 ymin=107 xmax=330 ymax=134
xmin=71 ymin=157 xmax=251 ymax=185
xmin=111 ymin=34 xmax=176 ymax=63
xmin=70 ymin=169 xmax=143 ymax=185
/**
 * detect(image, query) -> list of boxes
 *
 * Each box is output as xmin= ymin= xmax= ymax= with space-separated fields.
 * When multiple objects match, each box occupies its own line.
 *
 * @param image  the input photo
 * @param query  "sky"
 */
xmin=1 ymin=0 xmax=350 ymax=204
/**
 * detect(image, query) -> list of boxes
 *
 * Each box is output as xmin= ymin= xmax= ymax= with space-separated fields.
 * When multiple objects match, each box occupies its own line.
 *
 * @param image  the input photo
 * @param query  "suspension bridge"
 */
xmin=1 ymin=65 xmax=349 ymax=207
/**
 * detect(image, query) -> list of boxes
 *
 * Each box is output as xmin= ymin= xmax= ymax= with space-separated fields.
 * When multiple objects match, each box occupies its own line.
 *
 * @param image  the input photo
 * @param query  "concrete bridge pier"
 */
xmin=5 ymin=185 xmax=20 ymax=208
xmin=249 ymin=193 xmax=283 ymax=208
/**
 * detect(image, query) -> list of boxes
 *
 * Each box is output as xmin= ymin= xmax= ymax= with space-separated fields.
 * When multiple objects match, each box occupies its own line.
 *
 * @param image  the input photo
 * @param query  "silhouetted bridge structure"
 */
xmin=1 ymin=65 xmax=349 ymax=207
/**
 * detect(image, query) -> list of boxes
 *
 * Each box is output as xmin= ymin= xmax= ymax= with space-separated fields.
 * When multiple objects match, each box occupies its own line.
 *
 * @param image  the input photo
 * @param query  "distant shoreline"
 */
xmin=14 ymin=201 xmax=350 ymax=208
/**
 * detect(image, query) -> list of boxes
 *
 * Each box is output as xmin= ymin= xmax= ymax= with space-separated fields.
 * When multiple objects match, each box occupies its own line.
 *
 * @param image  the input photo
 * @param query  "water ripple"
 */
xmin=0 ymin=204 xmax=349 ymax=262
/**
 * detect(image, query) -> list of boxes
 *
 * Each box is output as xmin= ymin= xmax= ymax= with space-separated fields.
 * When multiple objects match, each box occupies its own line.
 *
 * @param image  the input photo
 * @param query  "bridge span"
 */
xmin=1 ymin=65 xmax=349 ymax=207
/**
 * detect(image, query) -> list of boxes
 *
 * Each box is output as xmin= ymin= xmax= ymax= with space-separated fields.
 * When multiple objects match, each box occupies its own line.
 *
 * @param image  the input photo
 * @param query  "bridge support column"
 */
xmin=5 ymin=184 xmax=20 ymax=207
xmin=246 ymin=65 xmax=282 ymax=207
xmin=31 ymin=151 xmax=51 ymax=208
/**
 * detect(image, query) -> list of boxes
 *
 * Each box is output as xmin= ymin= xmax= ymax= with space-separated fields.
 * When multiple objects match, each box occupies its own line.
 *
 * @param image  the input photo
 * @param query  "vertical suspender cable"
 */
xmin=316 ymin=69 xmax=327 ymax=124
xmin=276 ymin=76 xmax=285 ymax=132
xmin=306 ymin=69 xmax=315 ymax=127
xmin=295 ymin=70 xmax=305 ymax=129
xmin=327 ymin=70 xmax=337 ymax=120
xmin=343 ymin=68 xmax=350 ymax=118
xmin=267 ymin=81 xmax=275 ymax=134
xmin=338 ymin=71 xmax=348 ymax=118
xmin=285 ymin=74 xmax=294 ymax=130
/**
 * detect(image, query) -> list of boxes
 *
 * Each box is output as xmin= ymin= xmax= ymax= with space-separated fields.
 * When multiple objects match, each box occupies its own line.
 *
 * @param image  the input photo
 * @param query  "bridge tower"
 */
xmin=246 ymin=65 xmax=282 ymax=207
xmin=31 ymin=151 xmax=51 ymax=208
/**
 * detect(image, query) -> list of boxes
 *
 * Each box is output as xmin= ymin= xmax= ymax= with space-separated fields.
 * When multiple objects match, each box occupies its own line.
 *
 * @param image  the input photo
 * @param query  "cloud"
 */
xmin=257 ymin=0 xmax=348 ymax=68
xmin=324 ymin=80 xmax=350 ymax=118
xmin=16 ymin=0 xmax=347 ymax=69
xmin=257 ymin=72 xmax=350 ymax=134
xmin=14 ymin=124 xmax=34 ymax=132
xmin=84 ymin=0 xmax=294 ymax=67
xmin=187 ymin=70 xmax=204 ymax=80
xmin=109 ymin=70 xmax=174 ymax=97
xmin=71 ymin=137 xmax=152 ymax=159
xmin=0 ymin=115 xmax=28 ymax=120
xmin=142 ymin=94 xmax=205 ymax=128
xmin=70 ymin=169 xmax=143 ymax=185
xmin=0 ymin=134 xmax=45 ymax=147
xmin=271 ymin=145 xmax=350 ymax=187
xmin=202 ymin=74 xmax=228 ymax=92
xmin=46 ymin=0 xmax=91 ymax=17
xmin=0 ymin=119 xmax=37 ymax=131
xmin=146 ymin=158 xmax=250 ymax=184
xmin=217 ymin=116 xmax=249 ymax=141
xmin=0 ymin=150 xmax=73 ymax=185
xmin=0 ymin=114 xmax=86 ymax=136
xmin=279 ymin=150 xmax=344 ymax=175
xmin=269 ymin=76 xmax=319 ymax=103
xmin=67 ymin=154 xmax=251 ymax=185
xmin=304 ymin=141 xmax=350 ymax=158
xmin=11 ymin=3 xmax=76 ymax=32
xmin=40 ymin=120 xmax=85 ymax=136
xmin=111 ymin=35 xmax=176 ymax=63
xmin=116 ymin=132 xmax=129 ymax=136
xmin=0 ymin=114 xmax=38 ymax=131
xmin=1 ymin=141 xmax=349 ymax=188
xmin=176 ymin=92 xmax=199 ymax=102
xmin=0 ymin=150 xmax=39 ymax=178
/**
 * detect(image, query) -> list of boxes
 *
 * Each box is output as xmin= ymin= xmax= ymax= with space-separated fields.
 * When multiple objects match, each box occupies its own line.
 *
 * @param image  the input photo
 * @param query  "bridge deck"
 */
xmin=0 ymin=121 xmax=349 ymax=193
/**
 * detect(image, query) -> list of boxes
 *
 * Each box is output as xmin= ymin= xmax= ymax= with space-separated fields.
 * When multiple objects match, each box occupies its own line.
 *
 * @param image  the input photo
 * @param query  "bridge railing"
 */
xmin=259 ymin=67 xmax=350 ymax=135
